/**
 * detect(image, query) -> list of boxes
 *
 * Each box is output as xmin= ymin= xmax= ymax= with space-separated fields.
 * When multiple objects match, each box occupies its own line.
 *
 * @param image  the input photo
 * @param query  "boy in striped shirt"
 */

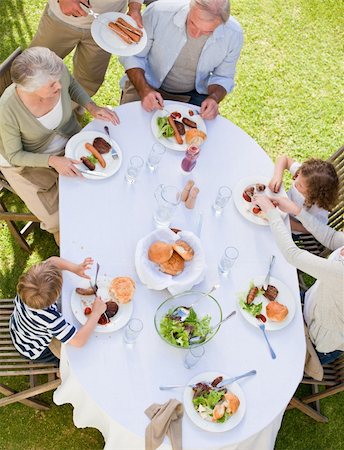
xmin=10 ymin=257 xmax=106 ymax=366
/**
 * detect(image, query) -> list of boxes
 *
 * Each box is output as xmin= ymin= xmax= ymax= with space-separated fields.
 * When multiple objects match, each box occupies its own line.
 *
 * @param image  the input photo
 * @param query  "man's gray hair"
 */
xmin=190 ymin=0 xmax=230 ymax=23
xmin=11 ymin=47 xmax=64 ymax=92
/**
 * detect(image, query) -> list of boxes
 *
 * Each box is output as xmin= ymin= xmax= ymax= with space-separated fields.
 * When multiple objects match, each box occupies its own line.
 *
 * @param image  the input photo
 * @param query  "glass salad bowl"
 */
xmin=154 ymin=289 xmax=223 ymax=349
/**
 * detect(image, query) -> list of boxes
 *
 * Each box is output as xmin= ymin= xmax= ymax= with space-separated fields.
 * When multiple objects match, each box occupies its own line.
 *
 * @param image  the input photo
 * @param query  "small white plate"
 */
xmin=65 ymin=130 xmax=122 ymax=180
xmin=91 ymin=12 xmax=147 ymax=56
xmin=183 ymin=371 xmax=246 ymax=433
xmin=151 ymin=104 xmax=207 ymax=152
xmin=71 ymin=275 xmax=133 ymax=333
xmin=233 ymin=176 xmax=287 ymax=226
xmin=238 ymin=275 xmax=296 ymax=331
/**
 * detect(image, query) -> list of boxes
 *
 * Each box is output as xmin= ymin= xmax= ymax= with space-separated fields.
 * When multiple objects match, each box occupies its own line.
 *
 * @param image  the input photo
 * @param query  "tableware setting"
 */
xmin=153 ymin=184 xmax=181 ymax=227
xmin=146 ymin=143 xmax=166 ymax=171
xmin=213 ymin=186 xmax=232 ymax=214
xmin=135 ymin=227 xmax=206 ymax=294
xmin=125 ymin=155 xmax=144 ymax=184
xmin=218 ymin=246 xmax=239 ymax=277
xmin=123 ymin=318 xmax=143 ymax=344
xmin=65 ymin=130 xmax=122 ymax=180
xmin=233 ymin=176 xmax=288 ymax=226
xmin=90 ymin=11 xmax=148 ymax=56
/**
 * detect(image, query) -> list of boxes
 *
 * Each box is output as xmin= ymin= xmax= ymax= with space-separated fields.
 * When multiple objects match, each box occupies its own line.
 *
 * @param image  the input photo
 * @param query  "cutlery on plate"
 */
xmin=89 ymin=264 xmax=110 ymax=323
xmin=159 ymin=369 xmax=256 ymax=391
xmin=104 ymin=126 xmax=119 ymax=160
xmin=257 ymin=318 xmax=276 ymax=359
xmin=78 ymin=168 xmax=108 ymax=178
xmin=188 ymin=310 xmax=236 ymax=345
xmin=263 ymin=255 xmax=275 ymax=290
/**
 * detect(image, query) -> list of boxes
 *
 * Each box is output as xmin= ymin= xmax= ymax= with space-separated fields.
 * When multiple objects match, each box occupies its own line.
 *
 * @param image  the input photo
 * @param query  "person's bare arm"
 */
xmin=200 ymin=84 xmax=227 ymax=120
xmin=58 ymin=0 xmax=87 ymax=17
xmin=269 ymin=155 xmax=295 ymax=193
xmin=46 ymin=257 xmax=93 ymax=279
xmin=126 ymin=68 xmax=164 ymax=112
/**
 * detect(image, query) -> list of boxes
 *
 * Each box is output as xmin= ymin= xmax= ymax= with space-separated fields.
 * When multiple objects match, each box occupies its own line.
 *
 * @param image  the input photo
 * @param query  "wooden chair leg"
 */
xmin=0 ymin=383 xmax=49 ymax=410
xmin=0 ymin=199 xmax=32 ymax=253
xmin=288 ymin=397 xmax=328 ymax=423
xmin=0 ymin=379 xmax=60 ymax=409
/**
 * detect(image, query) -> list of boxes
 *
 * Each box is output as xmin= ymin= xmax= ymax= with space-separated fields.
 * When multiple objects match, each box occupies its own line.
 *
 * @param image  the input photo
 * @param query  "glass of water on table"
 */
xmin=213 ymin=186 xmax=232 ymax=214
xmin=125 ymin=155 xmax=144 ymax=184
xmin=218 ymin=246 xmax=239 ymax=276
xmin=147 ymin=143 xmax=166 ymax=171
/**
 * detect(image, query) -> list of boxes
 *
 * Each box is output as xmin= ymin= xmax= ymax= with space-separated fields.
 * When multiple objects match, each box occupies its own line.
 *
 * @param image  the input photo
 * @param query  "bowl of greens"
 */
xmin=154 ymin=289 xmax=222 ymax=348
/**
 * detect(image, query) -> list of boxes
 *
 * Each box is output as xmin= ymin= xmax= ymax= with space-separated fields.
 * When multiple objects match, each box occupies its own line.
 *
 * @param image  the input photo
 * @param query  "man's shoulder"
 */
xmin=0 ymin=85 xmax=17 ymax=114
xmin=225 ymin=16 xmax=243 ymax=36
xmin=146 ymin=0 xmax=188 ymax=16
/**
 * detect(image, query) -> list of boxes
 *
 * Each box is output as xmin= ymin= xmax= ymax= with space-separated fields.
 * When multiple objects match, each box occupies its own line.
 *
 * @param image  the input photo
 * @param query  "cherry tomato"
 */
xmin=170 ymin=111 xmax=181 ymax=120
xmin=243 ymin=191 xmax=252 ymax=202
xmin=188 ymin=110 xmax=194 ymax=116
xmin=84 ymin=307 xmax=92 ymax=315
xmin=252 ymin=206 xmax=261 ymax=214
xmin=256 ymin=314 xmax=267 ymax=322
xmin=98 ymin=314 xmax=108 ymax=325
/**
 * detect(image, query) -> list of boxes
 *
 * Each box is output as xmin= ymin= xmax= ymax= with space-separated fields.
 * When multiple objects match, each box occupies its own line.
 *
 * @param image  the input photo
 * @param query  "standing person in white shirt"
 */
xmin=30 ymin=0 xmax=143 ymax=101
xmin=119 ymin=0 xmax=243 ymax=120
xmin=269 ymin=156 xmax=339 ymax=235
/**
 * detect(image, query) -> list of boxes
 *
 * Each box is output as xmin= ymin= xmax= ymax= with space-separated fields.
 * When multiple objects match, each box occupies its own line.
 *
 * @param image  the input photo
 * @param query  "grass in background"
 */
xmin=0 ymin=0 xmax=343 ymax=449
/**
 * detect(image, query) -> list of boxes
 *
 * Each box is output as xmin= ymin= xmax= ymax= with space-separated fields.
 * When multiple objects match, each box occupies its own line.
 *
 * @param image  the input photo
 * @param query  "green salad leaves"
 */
xmin=157 ymin=116 xmax=174 ymax=138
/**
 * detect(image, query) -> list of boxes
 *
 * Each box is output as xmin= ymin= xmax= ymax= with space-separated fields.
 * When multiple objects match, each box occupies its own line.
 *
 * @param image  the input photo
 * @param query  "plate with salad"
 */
xmin=238 ymin=276 xmax=296 ymax=331
xmin=183 ymin=372 xmax=246 ymax=432
xmin=65 ymin=130 xmax=122 ymax=180
xmin=151 ymin=103 xmax=207 ymax=151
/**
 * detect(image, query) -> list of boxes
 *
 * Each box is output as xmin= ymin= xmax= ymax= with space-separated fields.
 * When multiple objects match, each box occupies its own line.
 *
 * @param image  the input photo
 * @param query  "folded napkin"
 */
xmin=145 ymin=399 xmax=184 ymax=450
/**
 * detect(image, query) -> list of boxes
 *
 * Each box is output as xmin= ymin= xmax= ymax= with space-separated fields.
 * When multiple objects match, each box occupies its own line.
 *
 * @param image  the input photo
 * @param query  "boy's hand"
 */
xmin=271 ymin=197 xmax=302 ymax=215
xmin=268 ymin=175 xmax=282 ymax=193
xmin=75 ymin=257 xmax=93 ymax=279
xmin=92 ymin=297 xmax=106 ymax=316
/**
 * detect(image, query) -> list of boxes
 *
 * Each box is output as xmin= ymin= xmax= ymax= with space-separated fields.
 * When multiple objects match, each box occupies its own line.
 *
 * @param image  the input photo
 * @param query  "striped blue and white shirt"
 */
xmin=10 ymin=295 xmax=77 ymax=360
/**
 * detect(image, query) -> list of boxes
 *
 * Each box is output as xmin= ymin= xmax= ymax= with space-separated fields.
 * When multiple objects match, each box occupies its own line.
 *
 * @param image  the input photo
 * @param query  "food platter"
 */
xmin=238 ymin=275 xmax=296 ymax=331
xmin=183 ymin=371 xmax=246 ymax=433
xmin=233 ymin=176 xmax=288 ymax=226
xmin=71 ymin=275 xmax=133 ymax=333
xmin=65 ymin=130 xmax=122 ymax=180
xmin=151 ymin=103 xmax=207 ymax=152
xmin=91 ymin=12 xmax=147 ymax=56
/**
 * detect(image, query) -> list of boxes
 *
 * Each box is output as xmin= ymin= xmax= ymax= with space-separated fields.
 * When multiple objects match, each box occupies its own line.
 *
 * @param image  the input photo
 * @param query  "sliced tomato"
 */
xmin=84 ymin=307 xmax=92 ymax=315
xmin=170 ymin=111 xmax=181 ymax=119
xmin=256 ymin=314 xmax=267 ymax=322
xmin=98 ymin=314 xmax=109 ymax=325
xmin=243 ymin=191 xmax=252 ymax=202
xmin=252 ymin=206 xmax=261 ymax=214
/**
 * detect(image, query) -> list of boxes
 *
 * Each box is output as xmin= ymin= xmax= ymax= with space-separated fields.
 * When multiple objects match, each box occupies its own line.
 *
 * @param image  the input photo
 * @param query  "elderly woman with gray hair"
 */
xmin=120 ymin=0 xmax=243 ymax=120
xmin=0 ymin=47 xmax=119 ymax=243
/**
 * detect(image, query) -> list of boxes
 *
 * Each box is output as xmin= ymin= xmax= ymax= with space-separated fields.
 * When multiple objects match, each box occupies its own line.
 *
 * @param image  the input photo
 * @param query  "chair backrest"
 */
xmin=0 ymin=47 xmax=22 ymax=97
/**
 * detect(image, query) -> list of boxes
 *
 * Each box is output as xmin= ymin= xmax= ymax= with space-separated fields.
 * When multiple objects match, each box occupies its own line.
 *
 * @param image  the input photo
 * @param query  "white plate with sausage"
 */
xmin=65 ymin=130 xmax=122 ymax=180
xmin=233 ymin=176 xmax=288 ymax=226
xmin=91 ymin=12 xmax=147 ymax=56
xmin=151 ymin=104 xmax=207 ymax=152
xmin=71 ymin=275 xmax=133 ymax=333
xmin=237 ymin=275 xmax=296 ymax=331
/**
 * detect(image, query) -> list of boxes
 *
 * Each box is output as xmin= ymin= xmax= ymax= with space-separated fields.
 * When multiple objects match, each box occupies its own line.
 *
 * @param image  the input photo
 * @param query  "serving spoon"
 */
xmin=188 ymin=310 xmax=236 ymax=345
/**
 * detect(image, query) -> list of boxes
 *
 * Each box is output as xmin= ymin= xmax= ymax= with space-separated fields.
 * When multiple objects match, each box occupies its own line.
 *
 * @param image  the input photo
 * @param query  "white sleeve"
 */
xmin=289 ymin=161 xmax=301 ymax=176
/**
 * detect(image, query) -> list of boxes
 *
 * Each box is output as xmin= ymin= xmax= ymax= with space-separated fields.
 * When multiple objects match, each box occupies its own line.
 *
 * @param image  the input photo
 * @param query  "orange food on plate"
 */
xmin=224 ymin=392 xmax=240 ymax=414
xmin=159 ymin=251 xmax=185 ymax=276
xmin=266 ymin=301 xmax=288 ymax=322
xmin=172 ymin=240 xmax=194 ymax=261
xmin=148 ymin=241 xmax=173 ymax=264
xmin=109 ymin=277 xmax=135 ymax=304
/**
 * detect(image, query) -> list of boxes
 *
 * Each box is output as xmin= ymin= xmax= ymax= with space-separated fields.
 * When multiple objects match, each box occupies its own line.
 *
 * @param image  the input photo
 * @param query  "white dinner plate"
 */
xmin=65 ymin=130 xmax=122 ymax=180
xmin=238 ymin=275 xmax=296 ymax=331
xmin=71 ymin=275 xmax=133 ymax=333
xmin=91 ymin=12 xmax=147 ymax=56
xmin=183 ymin=371 xmax=246 ymax=433
xmin=151 ymin=104 xmax=207 ymax=152
xmin=233 ymin=176 xmax=288 ymax=226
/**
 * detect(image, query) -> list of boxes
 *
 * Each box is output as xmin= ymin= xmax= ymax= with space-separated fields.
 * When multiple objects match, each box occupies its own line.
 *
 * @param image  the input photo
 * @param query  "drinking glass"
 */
xmin=147 ymin=143 xmax=166 ymax=171
xmin=184 ymin=346 xmax=205 ymax=369
xmin=218 ymin=246 xmax=239 ymax=276
xmin=123 ymin=318 xmax=143 ymax=344
xmin=125 ymin=155 xmax=144 ymax=184
xmin=213 ymin=186 xmax=232 ymax=214
xmin=154 ymin=184 xmax=181 ymax=227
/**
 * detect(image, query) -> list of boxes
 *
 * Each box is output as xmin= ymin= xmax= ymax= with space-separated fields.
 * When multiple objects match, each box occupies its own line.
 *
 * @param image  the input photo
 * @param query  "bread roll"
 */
xmin=172 ymin=240 xmax=194 ymax=261
xmin=159 ymin=251 xmax=184 ymax=276
xmin=224 ymin=392 xmax=240 ymax=414
xmin=109 ymin=277 xmax=135 ymax=304
xmin=185 ymin=129 xmax=207 ymax=146
xmin=266 ymin=301 xmax=288 ymax=322
xmin=148 ymin=241 xmax=173 ymax=264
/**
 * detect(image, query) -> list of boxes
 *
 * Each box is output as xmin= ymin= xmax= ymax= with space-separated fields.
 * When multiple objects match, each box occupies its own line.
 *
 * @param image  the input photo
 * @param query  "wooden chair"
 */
xmin=0 ymin=298 xmax=60 ymax=410
xmin=0 ymin=47 xmax=40 ymax=253
xmin=287 ymin=354 xmax=344 ymax=423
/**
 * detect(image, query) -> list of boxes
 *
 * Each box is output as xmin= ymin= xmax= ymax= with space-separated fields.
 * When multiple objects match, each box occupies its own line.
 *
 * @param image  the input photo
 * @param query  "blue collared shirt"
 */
xmin=119 ymin=0 xmax=244 ymax=95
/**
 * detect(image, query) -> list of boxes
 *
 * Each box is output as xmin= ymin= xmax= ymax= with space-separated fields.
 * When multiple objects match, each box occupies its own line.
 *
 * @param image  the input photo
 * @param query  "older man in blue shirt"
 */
xmin=119 ymin=0 xmax=243 ymax=120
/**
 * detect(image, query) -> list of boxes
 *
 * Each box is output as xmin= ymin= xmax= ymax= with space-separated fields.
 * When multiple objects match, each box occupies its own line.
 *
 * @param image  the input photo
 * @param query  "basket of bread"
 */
xmin=135 ymin=228 xmax=206 ymax=294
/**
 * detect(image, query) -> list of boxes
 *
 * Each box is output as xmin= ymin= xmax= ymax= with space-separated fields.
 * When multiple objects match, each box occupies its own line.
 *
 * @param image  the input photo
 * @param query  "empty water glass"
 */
xmin=147 ymin=143 xmax=166 ymax=171
xmin=154 ymin=184 xmax=181 ymax=227
xmin=218 ymin=246 xmax=239 ymax=276
xmin=184 ymin=346 xmax=205 ymax=369
xmin=125 ymin=156 xmax=144 ymax=184
xmin=213 ymin=186 xmax=232 ymax=213
xmin=123 ymin=318 xmax=143 ymax=344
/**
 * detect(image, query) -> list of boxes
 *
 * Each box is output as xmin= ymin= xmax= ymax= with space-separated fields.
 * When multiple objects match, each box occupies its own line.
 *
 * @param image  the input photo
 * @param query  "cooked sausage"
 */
xmin=115 ymin=21 xmax=141 ymax=43
xmin=116 ymin=17 xmax=143 ymax=37
xmin=246 ymin=286 xmax=259 ymax=304
xmin=76 ymin=287 xmax=95 ymax=296
xmin=263 ymin=285 xmax=279 ymax=301
xmin=108 ymin=22 xmax=134 ymax=44
xmin=182 ymin=117 xmax=197 ymax=128
xmin=168 ymin=116 xmax=183 ymax=144
xmin=85 ymin=143 xmax=106 ymax=168
xmin=80 ymin=156 xmax=96 ymax=171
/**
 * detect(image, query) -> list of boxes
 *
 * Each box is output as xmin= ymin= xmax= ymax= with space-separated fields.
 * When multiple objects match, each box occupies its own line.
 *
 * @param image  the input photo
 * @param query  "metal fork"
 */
xmin=104 ymin=126 xmax=119 ymax=160
xmin=257 ymin=319 xmax=276 ymax=359
xmin=263 ymin=255 xmax=275 ymax=290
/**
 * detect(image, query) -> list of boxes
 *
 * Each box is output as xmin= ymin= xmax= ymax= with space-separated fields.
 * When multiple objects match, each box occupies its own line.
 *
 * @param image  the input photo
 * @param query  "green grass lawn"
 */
xmin=1 ymin=0 xmax=343 ymax=449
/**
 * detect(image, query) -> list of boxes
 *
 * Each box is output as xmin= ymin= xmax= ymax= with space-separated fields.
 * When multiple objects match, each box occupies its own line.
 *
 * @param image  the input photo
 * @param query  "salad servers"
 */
xmin=188 ymin=310 xmax=236 ymax=345
xmin=257 ymin=318 xmax=276 ymax=359
xmin=104 ymin=126 xmax=119 ymax=160
xmin=159 ymin=369 xmax=256 ymax=391
xmin=171 ymin=284 xmax=220 ymax=322
xmin=263 ymin=255 xmax=275 ymax=290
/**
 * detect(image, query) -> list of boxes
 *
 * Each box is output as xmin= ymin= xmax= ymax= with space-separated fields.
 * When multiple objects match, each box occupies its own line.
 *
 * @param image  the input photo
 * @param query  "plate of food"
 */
xmin=238 ymin=275 xmax=296 ymax=331
xmin=233 ymin=176 xmax=288 ymax=226
xmin=183 ymin=372 xmax=245 ymax=432
xmin=71 ymin=275 xmax=135 ymax=333
xmin=151 ymin=104 xmax=207 ymax=151
xmin=65 ymin=130 xmax=122 ymax=180
xmin=135 ymin=227 xmax=206 ymax=294
xmin=91 ymin=12 xmax=147 ymax=56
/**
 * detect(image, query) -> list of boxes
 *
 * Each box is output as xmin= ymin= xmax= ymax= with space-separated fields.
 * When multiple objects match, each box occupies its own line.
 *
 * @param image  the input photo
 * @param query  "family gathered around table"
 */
xmin=0 ymin=0 xmax=343 ymax=449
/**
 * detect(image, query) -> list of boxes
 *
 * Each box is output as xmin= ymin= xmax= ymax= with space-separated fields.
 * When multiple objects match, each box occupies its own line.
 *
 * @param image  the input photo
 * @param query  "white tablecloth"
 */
xmin=55 ymin=101 xmax=305 ymax=450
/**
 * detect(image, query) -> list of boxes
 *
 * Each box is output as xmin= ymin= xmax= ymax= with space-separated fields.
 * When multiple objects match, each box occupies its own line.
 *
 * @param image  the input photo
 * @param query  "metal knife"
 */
xmin=78 ymin=169 xmax=108 ymax=178
xmin=263 ymin=255 xmax=275 ymax=290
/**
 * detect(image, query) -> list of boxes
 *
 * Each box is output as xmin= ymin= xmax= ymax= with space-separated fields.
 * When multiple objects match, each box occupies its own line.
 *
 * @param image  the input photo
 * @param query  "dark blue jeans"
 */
xmin=159 ymin=88 xmax=208 ymax=107
xmin=24 ymin=347 xmax=59 ymax=366
xmin=316 ymin=349 xmax=343 ymax=365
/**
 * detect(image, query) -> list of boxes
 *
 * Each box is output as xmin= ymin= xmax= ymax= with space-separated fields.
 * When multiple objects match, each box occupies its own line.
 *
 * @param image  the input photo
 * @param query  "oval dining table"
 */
xmin=55 ymin=101 xmax=305 ymax=450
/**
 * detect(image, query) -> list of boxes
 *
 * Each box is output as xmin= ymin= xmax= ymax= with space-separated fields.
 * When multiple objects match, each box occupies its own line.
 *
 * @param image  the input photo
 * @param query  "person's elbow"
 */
xmin=68 ymin=334 xmax=86 ymax=348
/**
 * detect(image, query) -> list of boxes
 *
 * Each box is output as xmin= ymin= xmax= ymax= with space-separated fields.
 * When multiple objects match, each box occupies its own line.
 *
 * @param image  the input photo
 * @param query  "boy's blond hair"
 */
xmin=17 ymin=262 xmax=62 ymax=309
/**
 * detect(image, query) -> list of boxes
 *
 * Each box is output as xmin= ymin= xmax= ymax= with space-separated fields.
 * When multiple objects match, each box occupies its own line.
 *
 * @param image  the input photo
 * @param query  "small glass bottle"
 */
xmin=181 ymin=145 xmax=200 ymax=173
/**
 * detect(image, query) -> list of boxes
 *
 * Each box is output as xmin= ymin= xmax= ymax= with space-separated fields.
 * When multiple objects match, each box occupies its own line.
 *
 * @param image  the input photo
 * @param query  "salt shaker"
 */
xmin=181 ymin=179 xmax=195 ymax=202
xmin=185 ymin=186 xmax=200 ymax=209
